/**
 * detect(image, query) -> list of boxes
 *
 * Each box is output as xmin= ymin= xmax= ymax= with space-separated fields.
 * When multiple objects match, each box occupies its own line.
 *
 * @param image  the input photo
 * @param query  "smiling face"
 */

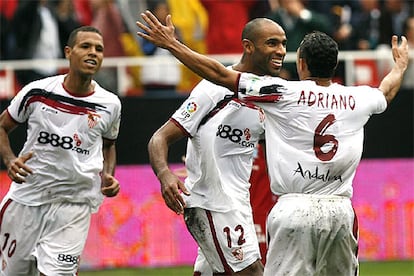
xmin=243 ymin=19 xmax=287 ymax=77
xmin=65 ymin=31 xmax=104 ymax=77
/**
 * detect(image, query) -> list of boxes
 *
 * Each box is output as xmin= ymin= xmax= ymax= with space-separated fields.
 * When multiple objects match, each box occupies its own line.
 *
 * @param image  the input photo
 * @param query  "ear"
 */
xmin=64 ymin=46 xmax=71 ymax=59
xmin=242 ymin=39 xmax=254 ymax=54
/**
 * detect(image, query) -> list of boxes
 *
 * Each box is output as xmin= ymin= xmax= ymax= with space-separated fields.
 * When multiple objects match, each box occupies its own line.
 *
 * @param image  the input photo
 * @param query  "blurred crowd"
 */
xmin=0 ymin=0 xmax=413 ymax=95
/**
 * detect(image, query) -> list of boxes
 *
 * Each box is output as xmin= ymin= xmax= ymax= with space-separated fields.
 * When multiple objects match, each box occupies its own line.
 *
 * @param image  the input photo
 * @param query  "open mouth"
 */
xmin=85 ymin=59 xmax=97 ymax=66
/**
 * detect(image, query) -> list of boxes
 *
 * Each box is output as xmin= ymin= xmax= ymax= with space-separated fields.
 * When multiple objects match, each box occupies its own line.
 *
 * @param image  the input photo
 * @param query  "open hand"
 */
xmin=136 ymin=10 xmax=177 ymax=49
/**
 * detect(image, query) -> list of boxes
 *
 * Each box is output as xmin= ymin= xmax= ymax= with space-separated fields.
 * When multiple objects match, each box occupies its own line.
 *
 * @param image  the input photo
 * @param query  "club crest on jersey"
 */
xmin=244 ymin=128 xmax=251 ymax=141
xmin=232 ymin=247 xmax=244 ymax=261
xmin=87 ymin=112 xmax=101 ymax=128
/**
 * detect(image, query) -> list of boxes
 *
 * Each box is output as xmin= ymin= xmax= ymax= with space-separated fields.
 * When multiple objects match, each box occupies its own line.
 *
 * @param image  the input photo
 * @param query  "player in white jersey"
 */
xmin=137 ymin=11 xmax=409 ymax=276
xmin=0 ymin=26 xmax=121 ymax=276
xmin=147 ymin=18 xmax=286 ymax=275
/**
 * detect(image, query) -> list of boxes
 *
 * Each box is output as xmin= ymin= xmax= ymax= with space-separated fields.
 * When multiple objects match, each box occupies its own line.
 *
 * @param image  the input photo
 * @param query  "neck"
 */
xmin=305 ymin=77 xmax=332 ymax=87
xmin=63 ymin=74 xmax=94 ymax=95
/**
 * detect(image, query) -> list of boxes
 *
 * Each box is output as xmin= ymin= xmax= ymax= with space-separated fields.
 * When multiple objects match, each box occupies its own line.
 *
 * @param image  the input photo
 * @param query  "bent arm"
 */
xmin=102 ymin=138 xmax=117 ymax=176
xmin=148 ymin=120 xmax=189 ymax=214
xmin=379 ymin=36 xmax=409 ymax=104
xmin=148 ymin=120 xmax=185 ymax=177
xmin=137 ymin=11 xmax=239 ymax=92
xmin=0 ymin=110 xmax=18 ymax=167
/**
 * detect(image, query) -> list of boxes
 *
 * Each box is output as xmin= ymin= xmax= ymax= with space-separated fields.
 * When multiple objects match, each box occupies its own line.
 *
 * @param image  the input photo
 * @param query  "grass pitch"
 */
xmin=79 ymin=260 xmax=414 ymax=275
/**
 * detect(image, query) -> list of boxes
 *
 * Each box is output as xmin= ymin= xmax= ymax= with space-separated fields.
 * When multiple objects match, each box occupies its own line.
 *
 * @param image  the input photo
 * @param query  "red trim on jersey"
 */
xmin=243 ymin=94 xmax=283 ymax=102
xmin=0 ymin=198 xmax=13 ymax=232
xmin=62 ymin=83 xmax=95 ymax=97
xmin=5 ymin=108 xmax=21 ymax=124
xmin=232 ymin=98 xmax=261 ymax=110
xmin=206 ymin=210 xmax=233 ymax=275
xmin=169 ymin=118 xmax=192 ymax=138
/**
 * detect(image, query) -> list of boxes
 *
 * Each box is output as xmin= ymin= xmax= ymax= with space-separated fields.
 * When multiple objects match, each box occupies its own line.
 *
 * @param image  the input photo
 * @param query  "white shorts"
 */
xmin=184 ymin=207 xmax=261 ymax=274
xmin=264 ymin=194 xmax=359 ymax=276
xmin=193 ymin=247 xmax=213 ymax=276
xmin=0 ymin=196 xmax=91 ymax=276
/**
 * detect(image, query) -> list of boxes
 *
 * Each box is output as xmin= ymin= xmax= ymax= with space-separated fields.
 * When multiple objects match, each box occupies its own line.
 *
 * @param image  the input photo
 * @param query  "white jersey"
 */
xmin=6 ymin=75 xmax=121 ymax=212
xmin=171 ymin=79 xmax=265 ymax=212
xmin=238 ymin=73 xmax=387 ymax=198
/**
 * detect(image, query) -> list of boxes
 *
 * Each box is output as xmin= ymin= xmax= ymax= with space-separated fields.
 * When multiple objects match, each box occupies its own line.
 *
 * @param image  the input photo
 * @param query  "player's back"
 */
xmin=240 ymin=75 xmax=387 ymax=197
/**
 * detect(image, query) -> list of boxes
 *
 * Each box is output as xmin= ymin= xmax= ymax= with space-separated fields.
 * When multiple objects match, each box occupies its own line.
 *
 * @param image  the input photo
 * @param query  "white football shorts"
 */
xmin=264 ymin=193 xmax=359 ymax=276
xmin=0 ymin=196 xmax=91 ymax=276
xmin=184 ymin=207 xmax=261 ymax=274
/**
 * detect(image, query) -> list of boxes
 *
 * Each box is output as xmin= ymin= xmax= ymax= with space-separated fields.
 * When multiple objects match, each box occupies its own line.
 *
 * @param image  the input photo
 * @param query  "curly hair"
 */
xmin=298 ymin=31 xmax=338 ymax=78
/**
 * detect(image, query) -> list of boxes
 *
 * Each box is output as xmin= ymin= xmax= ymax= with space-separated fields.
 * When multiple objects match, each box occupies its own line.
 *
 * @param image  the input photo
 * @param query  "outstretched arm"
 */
xmin=379 ymin=35 xmax=409 ymax=104
xmin=148 ymin=120 xmax=190 ymax=215
xmin=137 ymin=11 xmax=239 ymax=92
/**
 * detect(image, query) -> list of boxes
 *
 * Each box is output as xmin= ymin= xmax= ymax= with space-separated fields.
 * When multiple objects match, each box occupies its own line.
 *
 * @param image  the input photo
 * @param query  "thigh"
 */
xmin=184 ymin=207 xmax=261 ymax=274
xmin=0 ymin=197 xmax=40 ymax=276
xmin=35 ymin=202 xmax=91 ymax=276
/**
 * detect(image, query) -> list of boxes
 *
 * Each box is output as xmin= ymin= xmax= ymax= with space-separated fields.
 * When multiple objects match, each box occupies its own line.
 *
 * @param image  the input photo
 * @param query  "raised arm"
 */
xmin=378 ymin=35 xmax=409 ymax=104
xmin=137 ymin=11 xmax=239 ymax=92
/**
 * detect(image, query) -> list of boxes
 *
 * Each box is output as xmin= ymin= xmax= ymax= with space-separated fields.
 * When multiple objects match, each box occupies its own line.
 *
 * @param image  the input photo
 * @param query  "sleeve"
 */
xmin=7 ymin=83 xmax=35 ymax=123
xmin=238 ymin=73 xmax=286 ymax=102
xmin=359 ymin=86 xmax=387 ymax=115
xmin=103 ymin=96 xmax=122 ymax=140
xmin=171 ymin=79 xmax=234 ymax=136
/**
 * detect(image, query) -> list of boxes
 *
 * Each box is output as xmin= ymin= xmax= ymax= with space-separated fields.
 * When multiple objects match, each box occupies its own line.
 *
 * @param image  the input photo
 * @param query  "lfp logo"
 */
xmin=186 ymin=102 xmax=197 ymax=113
xmin=181 ymin=101 xmax=198 ymax=119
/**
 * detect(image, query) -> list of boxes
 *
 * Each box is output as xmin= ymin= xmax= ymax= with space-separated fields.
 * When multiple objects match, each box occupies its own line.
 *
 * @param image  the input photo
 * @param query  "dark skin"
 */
xmin=146 ymin=17 xmax=286 ymax=276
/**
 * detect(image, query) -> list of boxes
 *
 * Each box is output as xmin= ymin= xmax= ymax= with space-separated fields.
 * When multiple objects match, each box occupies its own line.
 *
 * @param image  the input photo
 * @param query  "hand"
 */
xmin=101 ymin=173 xmax=120 ymax=197
xmin=157 ymin=169 xmax=190 ymax=215
xmin=136 ymin=10 xmax=177 ymax=49
xmin=7 ymin=151 xmax=33 ymax=183
xmin=391 ymin=35 xmax=408 ymax=71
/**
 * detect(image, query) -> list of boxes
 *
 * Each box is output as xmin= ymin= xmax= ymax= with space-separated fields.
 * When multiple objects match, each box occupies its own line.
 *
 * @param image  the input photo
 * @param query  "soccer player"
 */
xmin=147 ymin=18 xmax=286 ymax=275
xmin=0 ymin=26 xmax=121 ymax=275
xmin=137 ymin=11 xmax=409 ymax=276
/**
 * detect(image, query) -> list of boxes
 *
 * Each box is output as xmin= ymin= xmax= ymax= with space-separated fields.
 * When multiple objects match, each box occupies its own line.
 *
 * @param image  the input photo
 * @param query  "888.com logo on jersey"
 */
xmin=37 ymin=131 xmax=90 ymax=155
xmin=216 ymin=124 xmax=255 ymax=148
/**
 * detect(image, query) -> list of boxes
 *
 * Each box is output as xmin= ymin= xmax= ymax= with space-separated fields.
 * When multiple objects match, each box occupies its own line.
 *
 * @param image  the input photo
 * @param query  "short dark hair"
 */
xmin=299 ymin=31 xmax=338 ymax=78
xmin=67 ymin=26 xmax=102 ymax=47
xmin=242 ymin=18 xmax=275 ymax=42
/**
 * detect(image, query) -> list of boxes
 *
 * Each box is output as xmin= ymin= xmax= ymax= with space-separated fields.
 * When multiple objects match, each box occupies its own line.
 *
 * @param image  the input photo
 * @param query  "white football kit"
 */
xmin=238 ymin=73 xmax=387 ymax=276
xmin=0 ymin=75 xmax=121 ymax=275
xmin=171 ymin=78 xmax=265 ymax=273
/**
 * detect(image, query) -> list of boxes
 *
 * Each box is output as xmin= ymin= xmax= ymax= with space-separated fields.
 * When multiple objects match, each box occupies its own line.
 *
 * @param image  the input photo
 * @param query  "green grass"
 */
xmin=359 ymin=260 xmax=414 ymax=276
xmin=78 ymin=261 xmax=414 ymax=275
xmin=79 ymin=266 xmax=193 ymax=275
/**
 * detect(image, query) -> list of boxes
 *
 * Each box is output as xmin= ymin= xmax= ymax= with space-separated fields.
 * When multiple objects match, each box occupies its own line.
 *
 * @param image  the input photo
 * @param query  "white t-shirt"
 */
xmin=238 ymin=73 xmax=387 ymax=198
xmin=6 ymin=75 xmax=121 ymax=212
xmin=171 ymin=79 xmax=265 ymax=212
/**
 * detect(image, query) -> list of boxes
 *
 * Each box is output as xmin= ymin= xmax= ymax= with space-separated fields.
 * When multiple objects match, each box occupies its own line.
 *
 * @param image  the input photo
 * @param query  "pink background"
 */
xmin=0 ymin=159 xmax=413 ymax=269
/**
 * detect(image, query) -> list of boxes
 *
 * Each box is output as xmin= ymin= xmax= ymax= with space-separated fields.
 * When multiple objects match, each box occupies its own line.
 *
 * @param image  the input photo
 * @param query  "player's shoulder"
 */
xmin=27 ymin=75 xmax=63 ymax=88
xmin=92 ymin=82 xmax=121 ymax=104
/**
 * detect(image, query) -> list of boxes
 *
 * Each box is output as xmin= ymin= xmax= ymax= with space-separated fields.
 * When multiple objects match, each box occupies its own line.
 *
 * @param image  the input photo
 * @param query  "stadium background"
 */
xmin=0 ymin=0 xmax=413 ymax=273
